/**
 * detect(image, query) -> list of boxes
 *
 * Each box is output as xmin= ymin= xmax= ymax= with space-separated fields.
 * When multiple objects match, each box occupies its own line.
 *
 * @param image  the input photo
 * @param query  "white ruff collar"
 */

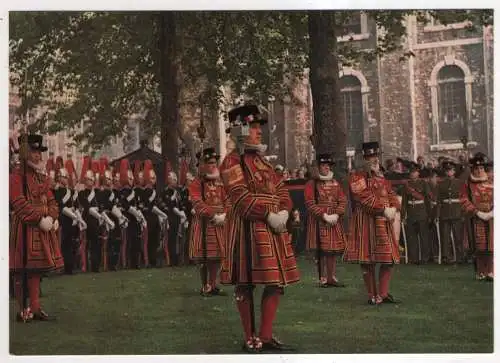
xmin=205 ymin=170 xmax=220 ymax=180
xmin=27 ymin=161 xmax=46 ymax=174
xmin=244 ymin=143 xmax=268 ymax=154
xmin=470 ymin=174 xmax=488 ymax=182
xmin=319 ymin=171 xmax=333 ymax=181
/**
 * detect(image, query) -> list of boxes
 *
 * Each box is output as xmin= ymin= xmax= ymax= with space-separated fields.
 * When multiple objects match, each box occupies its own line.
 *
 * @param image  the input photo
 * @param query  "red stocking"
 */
xmin=28 ymin=274 xmax=41 ymax=312
xmin=235 ymin=287 xmax=254 ymax=341
xmin=379 ymin=265 xmax=393 ymax=298
xmin=476 ymin=256 xmax=488 ymax=276
xmin=208 ymin=262 xmax=218 ymax=288
xmin=259 ymin=287 xmax=281 ymax=342
xmin=486 ymin=255 xmax=494 ymax=276
xmin=361 ymin=264 xmax=374 ymax=299
xmin=326 ymin=256 xmax=337 ymax=283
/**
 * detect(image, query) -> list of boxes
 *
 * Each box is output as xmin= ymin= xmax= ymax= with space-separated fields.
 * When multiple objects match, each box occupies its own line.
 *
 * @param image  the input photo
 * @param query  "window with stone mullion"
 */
xmin=342 ymin=89 xmax=363 ymax=149
xmin=438 ymin=81 xmax=466 ymax=142
xmin=437 ymin=65 xmax=467 ymax=143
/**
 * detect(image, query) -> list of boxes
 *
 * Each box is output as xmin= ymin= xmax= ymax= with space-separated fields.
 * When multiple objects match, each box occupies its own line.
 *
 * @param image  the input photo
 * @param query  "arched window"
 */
xmin=340 ymin=75 xmax=364 ymax=149
xmin=429 ymin=57 xmax=473 ymax=149
xmin=437 ymin=65 xmax=466 ymax=142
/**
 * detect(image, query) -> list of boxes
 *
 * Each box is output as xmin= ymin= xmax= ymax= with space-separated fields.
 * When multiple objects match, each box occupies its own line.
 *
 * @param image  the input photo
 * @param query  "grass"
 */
xmin=9 ymin=256 xmax=493 ymax=355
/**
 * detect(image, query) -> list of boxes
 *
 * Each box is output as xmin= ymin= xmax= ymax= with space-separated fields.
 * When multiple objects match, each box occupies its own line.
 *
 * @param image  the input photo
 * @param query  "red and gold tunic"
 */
xmin=188 ymin=177 xmax=227 ymax=261
xmin=304 ymin=177 xmax=347 ymax=254
xmin=9 ymin=165 xmax=64 ymax=273
xmin=219 ymin=150 xmax=300 ymax=286
xmin=460 ymin=176 xmax=493 ymax=254
xmin=344 ymin=170 xmax=401 ymax=264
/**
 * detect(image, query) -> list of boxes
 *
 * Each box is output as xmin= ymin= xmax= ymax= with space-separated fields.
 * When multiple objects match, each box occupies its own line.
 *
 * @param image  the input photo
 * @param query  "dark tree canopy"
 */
xmin=9 ymin=10 xmax=492 ymax=155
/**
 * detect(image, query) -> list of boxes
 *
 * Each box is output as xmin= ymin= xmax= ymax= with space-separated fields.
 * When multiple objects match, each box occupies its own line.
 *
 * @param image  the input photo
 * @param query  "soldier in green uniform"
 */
xmin=402 ymin=162 xmax=432 ymax=264
xmin=427 ymin=169 xmax=440 ymax=262
xmin=436 ymin=160 xmax=465 ymax=264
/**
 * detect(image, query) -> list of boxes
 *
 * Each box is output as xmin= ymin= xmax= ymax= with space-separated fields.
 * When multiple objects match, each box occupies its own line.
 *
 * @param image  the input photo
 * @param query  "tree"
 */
xmin=9 ymin=11 xmax=308 ymax=155
xmin=9 ymin=10 xmax=493 ymax=165
xmin=307 ymin=9 xmax=493 ymax=166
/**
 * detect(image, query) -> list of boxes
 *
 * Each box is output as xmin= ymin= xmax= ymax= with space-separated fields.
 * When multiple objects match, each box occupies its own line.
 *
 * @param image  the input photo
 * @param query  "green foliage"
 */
xmin=9 ymin=10 xmax=493 ymax=152
xmin=10 ymin=12 xmax=160 ymax=152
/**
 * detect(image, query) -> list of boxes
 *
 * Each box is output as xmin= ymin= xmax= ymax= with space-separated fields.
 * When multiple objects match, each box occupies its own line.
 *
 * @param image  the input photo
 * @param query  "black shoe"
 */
xmin=328 ymin=281 xmax=346 ymax=288
xmin=261 ymin=337 xmax=295 ymax=352
xmin=200 ymin=289 xmax=212 ymax=297
xmin=381 ymin=294 xmax=401 ymax=304
xmin=33 ymin=310 xmax=56 ymax=321
xmin=210 ymin=287 xmax=227 ymax=296
xmin=368 ymin=296 xmax=383 ymax=305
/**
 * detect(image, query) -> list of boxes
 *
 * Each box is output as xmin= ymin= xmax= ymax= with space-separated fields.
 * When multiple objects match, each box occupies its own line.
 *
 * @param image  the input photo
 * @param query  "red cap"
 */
xmin=80 ymin=156 xmax=91 ymax=183
xmin=120 ymin=159 xmax=131 ymax=187
xmin=143 ymin=159 xmax=154 ymax=185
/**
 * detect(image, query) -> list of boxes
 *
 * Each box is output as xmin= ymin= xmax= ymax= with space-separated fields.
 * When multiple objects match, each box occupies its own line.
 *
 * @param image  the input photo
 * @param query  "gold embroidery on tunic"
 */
xmin=222 ymin=165 xmax=244 ymax=186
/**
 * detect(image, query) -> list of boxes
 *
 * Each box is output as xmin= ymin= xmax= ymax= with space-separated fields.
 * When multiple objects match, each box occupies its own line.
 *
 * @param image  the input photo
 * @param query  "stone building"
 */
xmin=265 ymin=12 xmax=494 ymax=168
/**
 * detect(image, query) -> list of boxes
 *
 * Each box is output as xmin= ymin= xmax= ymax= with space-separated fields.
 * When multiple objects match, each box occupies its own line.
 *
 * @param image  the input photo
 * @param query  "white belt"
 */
xmin=408 ymin=200 xmax=424 ymax=205
xmin=431 ymin=201 xmax=437 ymax=206
xmin=442 ymin=199 xmax=460 ymax=203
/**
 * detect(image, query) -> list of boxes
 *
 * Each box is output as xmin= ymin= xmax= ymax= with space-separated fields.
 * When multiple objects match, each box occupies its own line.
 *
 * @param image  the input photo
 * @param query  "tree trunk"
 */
xmin=159 ymin=12 xmax=180 ymax=171
xmin=308 ymin=11 xmax=346 ymax=168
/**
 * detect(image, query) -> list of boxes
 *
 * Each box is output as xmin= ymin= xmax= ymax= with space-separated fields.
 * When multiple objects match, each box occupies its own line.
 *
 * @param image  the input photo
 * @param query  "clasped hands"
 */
xmin=383 ymin=207 xmax=397 ymax=221
xmin=39 ymin=216 xmax=59 ymax=232
xmin=476 ymin=210 xmax=493 ymax=221
xmin=322 ymin=213 xmax=339 ymax=225
xmin=212 ymin=213 xmax=226 ymax=226
xmin=266 ymin=210 xmax=289 ymax=233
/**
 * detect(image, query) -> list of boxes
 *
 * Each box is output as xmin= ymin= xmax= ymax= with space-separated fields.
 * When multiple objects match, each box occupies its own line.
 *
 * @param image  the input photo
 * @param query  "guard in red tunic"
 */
xmin=10 ymin=134 xmax=64 ymax=322
xmin=188 ymin=147 xmax=228 ymax=296
xmin=460 ymin=153 xmax=494 ymax=281
xmin=304 ymin=153 xmax=347 ymax=287
xmin=219 ymin=105 xmax=300 ymax=353
xmin=344 ymin=142 xmax=402 ymax=305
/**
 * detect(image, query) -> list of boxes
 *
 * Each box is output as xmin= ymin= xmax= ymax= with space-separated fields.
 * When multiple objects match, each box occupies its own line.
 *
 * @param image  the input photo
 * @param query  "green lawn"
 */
xmin=9 ymin=256 xmax=493 ymax=355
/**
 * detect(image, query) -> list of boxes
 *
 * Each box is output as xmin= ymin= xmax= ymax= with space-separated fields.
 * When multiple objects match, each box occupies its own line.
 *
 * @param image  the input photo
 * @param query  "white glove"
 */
xmin=476 ymin=211 xmax=489 ymax=221
xmin=72 ymin=219 xmax=78 ymax=226
xmin=278 ymin=210 xmax=289 ymax=222
xmin=89 ymin=207 xmax=104 ymax=224
xmin=212 ymin=213 xmax=226 ymax=225
xmin=331 ymin=214 xmax=339 ymax=224
xmin=39 ymin=216 xmax=53 ymax=232
xmin=191 ymin=209 xmax=196 ymax=216
xmin=62 ymin=206 xmax=79 ymax=220
xmin=267 ymin=212 xmax=284 ymax=230
xmin=53 ymin=219 xmax=59 ymax=231
xmin=173 ymin=207 xmax=185 ymax=218
xmin=173 ymin=208 xmax=187 ymax=224
xmin=322 ymin=213 xmax=334 ymax=225
xmin=78 ymin=219 xmax=88 ymax=231
xmin=384 ymin=207 xmax=396 ymax=221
